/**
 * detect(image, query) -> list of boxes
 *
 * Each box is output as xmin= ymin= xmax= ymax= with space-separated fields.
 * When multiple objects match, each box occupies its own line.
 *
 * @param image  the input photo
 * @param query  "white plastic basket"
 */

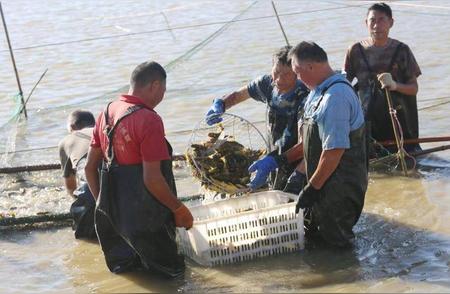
xmin=177 ymin=191 xmax=304 ymax=266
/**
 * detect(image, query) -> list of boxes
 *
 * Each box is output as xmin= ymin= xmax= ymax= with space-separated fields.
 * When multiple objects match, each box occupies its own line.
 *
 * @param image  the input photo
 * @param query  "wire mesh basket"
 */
xmin=185 ymin=113 xmax=269 ymax=195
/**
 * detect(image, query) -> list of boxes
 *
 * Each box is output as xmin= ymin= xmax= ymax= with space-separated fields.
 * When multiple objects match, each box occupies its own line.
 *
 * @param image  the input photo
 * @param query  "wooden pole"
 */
xmin=0 ymin=2 xmax=27 ymax=118
xmin=385 ymin=88 xmax=408 ymax=176
xmin=271 ymin=1 xmax=290 ymax=46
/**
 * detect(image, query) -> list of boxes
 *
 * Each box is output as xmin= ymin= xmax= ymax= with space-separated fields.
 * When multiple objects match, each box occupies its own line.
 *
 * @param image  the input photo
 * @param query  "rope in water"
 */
xmin=0 ymin=1 xmax=258 ymax=120
xmin=0 ymin=120 xmax=267 ymax=156
xmin=0 ymin=154 xmax=187 ymax=174
xmin=0 ymin=2 xmax=366 ymax=53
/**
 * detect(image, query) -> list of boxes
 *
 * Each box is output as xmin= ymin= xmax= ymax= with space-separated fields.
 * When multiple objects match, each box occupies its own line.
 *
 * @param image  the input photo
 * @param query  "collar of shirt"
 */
xmin=119 ymin=94 xmax=154 ymax=110
xmin=271 ymin=80 xmax=306 ymax=115
xmin=272 ymin=80 xmax=304 ymax=101
xmin=303 ymin=73 xmax=347 ymax=119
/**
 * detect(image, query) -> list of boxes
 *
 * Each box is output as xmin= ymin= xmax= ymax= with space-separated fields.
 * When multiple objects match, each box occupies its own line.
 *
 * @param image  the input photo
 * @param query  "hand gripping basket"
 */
xmin=177 ymin=191 xmax=304 ymax=266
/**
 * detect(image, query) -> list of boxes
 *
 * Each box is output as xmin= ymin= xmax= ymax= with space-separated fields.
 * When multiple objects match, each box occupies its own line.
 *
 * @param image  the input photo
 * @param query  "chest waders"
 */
xmin=358 ymin=43 xmax=420 ymax=153
xmin=303 ymin=81 xmax=368 ymax=247
xmin=267 ymin=88 xmax=308 ymax=189
xmin=70 ymin=131 xmax=96 ymax=239
xmin=70 ymin=183 xmax=96 ymax=239
xmin=95 ymin=103 xmax=184 ymax=277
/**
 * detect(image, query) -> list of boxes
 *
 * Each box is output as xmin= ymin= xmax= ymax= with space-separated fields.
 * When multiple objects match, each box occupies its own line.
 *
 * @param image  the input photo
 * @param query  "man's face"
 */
xmin=151 ymin=79 xmax=166 ymax=107
xmin=271 ymin=61 xmax=297 ymax=93
xmin=366 ymin=10 xmax=393 ymax=41
xmin=291 ymin=57 xmax=314 ymax=90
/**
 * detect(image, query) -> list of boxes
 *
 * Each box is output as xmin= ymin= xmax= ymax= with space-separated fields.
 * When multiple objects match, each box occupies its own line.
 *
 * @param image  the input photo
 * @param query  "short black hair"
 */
xmin=130 ymin=61 xmax=166 ymax=89
xmin=288 ymin=41 xmax=328 ymax=63
xmin=273 ymin=45 xmax=292 ymax=66
xmin=367 ymin=2 xmax=392 ymax=19
xmin=68 ymin=110 xmax=95 ymax=130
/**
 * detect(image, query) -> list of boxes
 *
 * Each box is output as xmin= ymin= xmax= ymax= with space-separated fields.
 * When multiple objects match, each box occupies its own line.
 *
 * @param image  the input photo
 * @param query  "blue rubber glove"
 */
xmin=205 ymin=98 xmax=225 ymax=126
xmin=248 ymin=155 xmax=279 ymax=190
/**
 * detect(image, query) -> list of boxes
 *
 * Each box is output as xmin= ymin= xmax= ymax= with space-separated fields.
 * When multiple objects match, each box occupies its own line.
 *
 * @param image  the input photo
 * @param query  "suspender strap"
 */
xmin=358 ymin=42 xmax=404 ymax=74
xmin=358 ymin=43 xmax=373 ymax=73
xmin=103 ymin=102 xmax=144 ymax=164
xmin=387 ymin=43 xmax=404 ymax=72
xmin=312 ymin=80 xmax=355 ymax=113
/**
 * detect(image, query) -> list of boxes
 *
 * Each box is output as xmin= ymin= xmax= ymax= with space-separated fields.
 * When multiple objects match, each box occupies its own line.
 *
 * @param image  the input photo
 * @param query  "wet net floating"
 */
xmin=185 ymin=113 xmax=268 ymax=195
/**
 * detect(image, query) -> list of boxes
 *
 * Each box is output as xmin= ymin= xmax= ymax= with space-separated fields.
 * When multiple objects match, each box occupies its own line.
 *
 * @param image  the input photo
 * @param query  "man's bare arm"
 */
xmin=143 ymin=161 xmax=183 ymax=212
xmin=85 ymin=147 xmax=103 ymax=200
xmin=309 ymin=149 xmax=345 ymax=189
xmin=284 ymin=142 xmax=304 ymax=163
xmin=64 ymin=175 xmax=77 ymax=197
xmin=222 ymin=86 xmax=251 ymax=109
xmin=394 ymin=76 xmax=418 ymax=96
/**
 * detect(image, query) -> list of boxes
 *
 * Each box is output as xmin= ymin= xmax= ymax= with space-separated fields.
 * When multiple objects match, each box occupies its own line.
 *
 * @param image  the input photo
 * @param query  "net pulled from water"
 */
xmin=186 ymin=113 xmax=268 ymax=194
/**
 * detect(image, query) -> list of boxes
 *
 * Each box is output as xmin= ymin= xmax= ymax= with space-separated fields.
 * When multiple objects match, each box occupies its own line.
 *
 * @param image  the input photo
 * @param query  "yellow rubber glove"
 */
xmin=377 ymin=73 xmax=397 ymax=91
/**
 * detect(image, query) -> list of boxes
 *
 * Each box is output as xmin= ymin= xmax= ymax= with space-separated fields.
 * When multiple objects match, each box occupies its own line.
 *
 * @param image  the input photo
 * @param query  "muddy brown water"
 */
xmin=1 ymin=0 xmax=450 ymax=292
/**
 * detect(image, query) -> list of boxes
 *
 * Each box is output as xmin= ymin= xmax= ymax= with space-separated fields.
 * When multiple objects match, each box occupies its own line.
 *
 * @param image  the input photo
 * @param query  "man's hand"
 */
xmin=377 ymin=73 xmax=397 ymax=91
xmin=283 ymin=169 xmax=306 ymax=195
xmin=205 ymin=98 xmax=225 ymax=125
xmin=173 ymin=204 xmax=194 ymax=229
xmin=248 ymin=155 xmax=278 ymax=190
xmin=295 ymin=183 xmax=321 ymax=213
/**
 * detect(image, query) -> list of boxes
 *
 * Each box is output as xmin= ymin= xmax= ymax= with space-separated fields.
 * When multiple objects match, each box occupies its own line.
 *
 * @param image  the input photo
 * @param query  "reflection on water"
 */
xmin=1 ymin=0 xmax=450 ymax=292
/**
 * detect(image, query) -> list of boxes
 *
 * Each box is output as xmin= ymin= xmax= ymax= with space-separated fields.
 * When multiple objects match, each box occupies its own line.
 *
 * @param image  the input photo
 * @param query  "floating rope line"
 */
xmin=419 ymin=95 xmax=450 ymax=102
xmin=419 ymin=99 xmax=450 ymax=111
xmin=0 ymin=2 xmax=367 ymax=53
xmin=1 ymin=1 xmax=258 ymax=118
xmin=0 ymin=145 xmax=58 ymax=155
xmin=0 ymin=194 xmax=203 ymax=229
xmin=165 ymin=1 xmax=258 ymax=72
xmin=0 ymin=120 xmax=267 ymax=156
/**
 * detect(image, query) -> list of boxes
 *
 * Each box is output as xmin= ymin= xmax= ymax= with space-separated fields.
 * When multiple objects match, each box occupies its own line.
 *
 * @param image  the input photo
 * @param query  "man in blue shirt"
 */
xmin=249 ymin=42 xmax=368 ymax=247
xmin=205 ymin=46 xmax=309 ymax=190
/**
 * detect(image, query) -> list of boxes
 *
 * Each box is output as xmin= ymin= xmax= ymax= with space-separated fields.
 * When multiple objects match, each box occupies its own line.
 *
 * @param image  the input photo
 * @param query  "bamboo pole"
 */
xmin=271 ymin=1 xmax=290 ymax=47
xmin=0 ymin=2 xmax=27 ymax=118
xmin=385 ymin=88 xmax=408 ymax=176
xmin=23 ymin=69 xmax=48 ymax=109
xmin=410 ymin=144 xmax=450 ymax=157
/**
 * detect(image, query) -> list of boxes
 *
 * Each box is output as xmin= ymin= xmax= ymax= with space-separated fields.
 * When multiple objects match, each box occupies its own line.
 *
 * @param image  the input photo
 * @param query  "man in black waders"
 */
xmin=58 ymin=110 xmax=96 ymax=239
xmin=344 ymin=2 xmax=422 ymax=155
xmin=249 ymin=42 xmax=368 ymax=247
xmin=85 ymin=61 xmax=193 ymax=277
xmin=205 ymin=46 xmax=310 ymax=193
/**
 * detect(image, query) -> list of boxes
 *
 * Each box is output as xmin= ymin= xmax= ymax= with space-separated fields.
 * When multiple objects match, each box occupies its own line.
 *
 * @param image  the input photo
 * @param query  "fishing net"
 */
xmin=186 ymin=113 xmax=269 ymax=195
xmin=369 ymin=141 xmax=400 ymax=172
